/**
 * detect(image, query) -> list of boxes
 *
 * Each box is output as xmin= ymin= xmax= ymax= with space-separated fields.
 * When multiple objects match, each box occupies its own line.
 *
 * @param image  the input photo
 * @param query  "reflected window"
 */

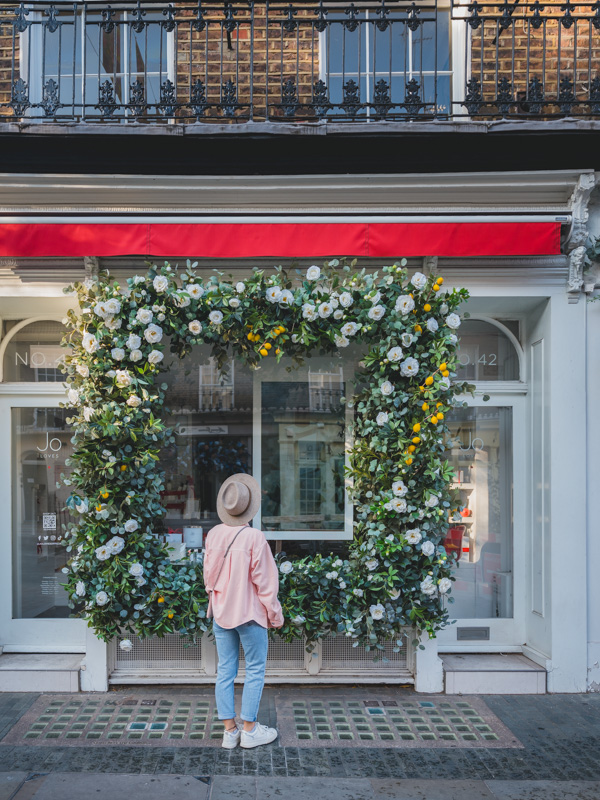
xmin=3 ymin=321 xmax=68 ymax=382
xmin=12 ymin=408 xmax=73 ymax=618
xmin=445 ymin=406 xmax=513 ymax=619
xmin=455 ymin=319 xmax=520 ymax=382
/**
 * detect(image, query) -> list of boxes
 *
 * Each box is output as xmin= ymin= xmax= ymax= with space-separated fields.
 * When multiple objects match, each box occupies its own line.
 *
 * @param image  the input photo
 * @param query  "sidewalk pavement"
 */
xmin=0 ymin=688 xmax=597 ymax=800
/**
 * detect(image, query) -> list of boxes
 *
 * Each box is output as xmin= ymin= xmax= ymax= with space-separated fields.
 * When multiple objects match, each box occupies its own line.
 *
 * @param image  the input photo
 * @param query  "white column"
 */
xmin=80 ymin=628 xmax=110 ymax=692
xmin=414 ymin=632 xmax=444 ymax=693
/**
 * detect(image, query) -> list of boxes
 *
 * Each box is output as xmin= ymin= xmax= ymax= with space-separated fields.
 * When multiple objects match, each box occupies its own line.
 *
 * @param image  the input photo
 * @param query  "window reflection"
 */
xmin=3 ymin=321 xmax=68 ymax=382
xmin=456 ymin=320 xmax=520 ymax=382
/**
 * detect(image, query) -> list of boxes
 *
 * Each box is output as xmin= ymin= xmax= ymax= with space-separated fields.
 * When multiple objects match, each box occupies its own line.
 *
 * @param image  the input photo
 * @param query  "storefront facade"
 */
xmin=0 ymin=0 xmax=598 ymax=692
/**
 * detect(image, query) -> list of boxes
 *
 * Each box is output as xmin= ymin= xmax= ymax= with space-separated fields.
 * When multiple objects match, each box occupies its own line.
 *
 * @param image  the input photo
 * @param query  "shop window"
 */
xmin=159 ymin=345 xmax=360 ymax=542
xmin=1 ymin=320 xmax=68 ymax=382
xmin=12 ymin=407 xmax=73 ymax=618
xmin=455 ymin=319 xmax=521 ymax=382
xmin=323 ymin=7 xmax=452 ymax=116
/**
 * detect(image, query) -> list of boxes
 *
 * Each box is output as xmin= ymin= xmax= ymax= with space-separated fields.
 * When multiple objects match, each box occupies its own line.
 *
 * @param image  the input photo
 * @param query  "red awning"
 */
xmin=0 ymin=221 xmax=561 ymax=258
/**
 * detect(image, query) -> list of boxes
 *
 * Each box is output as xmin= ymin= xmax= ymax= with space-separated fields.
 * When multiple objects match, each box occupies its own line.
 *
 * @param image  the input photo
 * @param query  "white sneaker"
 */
xmin=240 ymin=722 xmax=278 ymax=749
xmin=222 ymin=725 xmax=241 ymax=749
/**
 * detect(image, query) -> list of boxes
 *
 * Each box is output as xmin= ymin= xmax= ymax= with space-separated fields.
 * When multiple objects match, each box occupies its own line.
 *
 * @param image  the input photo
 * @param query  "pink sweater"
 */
xmin=203 ymin=523 xmax=284 ymax=630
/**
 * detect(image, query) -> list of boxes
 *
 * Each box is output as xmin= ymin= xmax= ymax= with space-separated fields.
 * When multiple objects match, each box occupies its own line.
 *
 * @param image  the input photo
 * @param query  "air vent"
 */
xmin=457 ymin=627 xmax=490 ymax=641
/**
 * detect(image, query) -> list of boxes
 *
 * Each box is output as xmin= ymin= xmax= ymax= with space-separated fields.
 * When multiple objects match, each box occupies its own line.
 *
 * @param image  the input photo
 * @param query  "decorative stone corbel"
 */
xmin=83 ymin=256 xmax=100 ymax=280
xmin=565 ymin=173 xmax=596 ymax=303
xmin=422 ymin=256 xmax=438 ymax=276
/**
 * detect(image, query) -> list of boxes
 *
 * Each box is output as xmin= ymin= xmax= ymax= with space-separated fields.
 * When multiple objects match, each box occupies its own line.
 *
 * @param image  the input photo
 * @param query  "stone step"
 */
xmin=442 ymin=653 xmax=547 ymax=694
xmin=0 ymin=653 xmax=83 ymax=692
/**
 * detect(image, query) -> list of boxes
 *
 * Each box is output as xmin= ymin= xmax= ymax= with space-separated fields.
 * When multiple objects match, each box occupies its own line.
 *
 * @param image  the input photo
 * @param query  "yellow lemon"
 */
xmin=422 ymin=402 xmax=429 ymax=411
xmin=436 ymin=277 xmax=444 ymax=285
xmin=101 ymin=491 xmax=109 ymax=499
xmin=408 ymin=445 xmax=416 ymax=453
xmin=259 ymin=348 xmax=268 ymax=356
xmin=167 ymin=612 xmax=174 ymax=619
xmin=431 ymin=416 xmax=439 ymax=425
xmin=275 ymin=348 xmax=281 ymax=355
xmin=424 ymin=303 xmax=431 ymax=312
xmin=157 ymin=596 xmax=165 ymax=604
xmin=412 ymin=423 xmax=421 ymax=433
xmin=415 ymin=325 xmax=422 ymax=333
xmin=437 ymin=413 xmax=444 ymax=421
xmin=120 ymin=465 xmax=127 ymax=472
xmin=247 ymin=332 xmax=254 ymax=341
xmin=439 ymin=363 xmax=447 ymax=371
xmin=442 ymin=370 xmax=450 ymax=377
xmin=264 ymin=343 xmax=272 ymax=350
xmin=405 ymin=457 xmax=413 ymax=465
xmin=433 ymin=284 xmax=441 ymax=292
xmin=412 ymin=436 xmax=421 ymax=444
xmin=96 ymin=504 xmax=102 ymax=512
xmin=278 ymin=326 xmax=285 ymax=333
xmin=436 ymin=402 xmax=443 ymax=408
xmin=425 ymin=376 xmax=434 ymax=386
xmin=412 ymin=309 xmax=417 ymax=314
xmin=419 ymin=385 xmax=425 ymax=393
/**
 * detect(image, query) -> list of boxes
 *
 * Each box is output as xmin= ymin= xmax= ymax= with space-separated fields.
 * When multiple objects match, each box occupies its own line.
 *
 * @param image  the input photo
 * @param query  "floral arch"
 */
xmin=61 ymin=259 xmax=469 ymax=654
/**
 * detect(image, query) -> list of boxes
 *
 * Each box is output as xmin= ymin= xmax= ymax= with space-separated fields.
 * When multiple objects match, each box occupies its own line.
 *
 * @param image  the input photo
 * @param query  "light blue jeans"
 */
xmin=213 ymin=620 xmax=269 ymax=722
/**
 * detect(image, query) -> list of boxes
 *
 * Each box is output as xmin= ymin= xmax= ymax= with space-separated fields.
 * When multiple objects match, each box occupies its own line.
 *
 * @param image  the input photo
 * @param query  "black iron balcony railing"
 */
xmin=1 ymin=0 xmax=599 ymax=123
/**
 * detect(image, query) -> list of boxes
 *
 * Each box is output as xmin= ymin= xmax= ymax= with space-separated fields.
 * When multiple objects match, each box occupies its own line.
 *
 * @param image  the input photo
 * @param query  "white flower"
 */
xmin=334 ymin=309 xmax=344 ymax=320
xmin=188 ymin=320 xmax=202 ymax=335
xmin=75 ymin=499 xmax=88 ymax=515
xmin=369 ymin=603 xmax=385 ymax=620
xmin=266 ymin=287 xmax=282 ymax=303
xmin=111 ymin=347 xmax=125 ymax=361
xmin=157 ymin=313 xmax=165 ymax=322
xmin=228 ymin=297 xmax=240 ymax=309
xmin=124 ymin=519 xmax=139 ymax=533
xmin=279 ymin=289 xmax=294 ymax=306
xmin=126 ymin=395 xmax=141 ymax=407
xmin=108 ymin=536 xmax=125 ymax=554
xmin=128 ymin=563 xmax=144 ymax=577
xmin=390 ymin=497 xmax=407 ymax=513
xmin=368 ymin=304 xmax=386 ymax=321
xmin=119 ymin=639 xmax=133 ymax=652
xmin=425 ymin=495 xmax=439 ymax=508
xmin=209 ymin=310 xmax=223 ymax=325
xmin=76 ymin=364 xmax=89 ymax=378
xmin=332 ymin=559 xmax=343 ymax=568
xmin=395 ymin=295 xmax=415 ymax=315
xmin=95 ymin=591 xmax=109 ymax=606
xmin=75 ymin=581 xmax=86 ymax=597
xmin=302 ymin=303 xmax=317 ymax=321
xmin=387 ymin=346 xmax=403 ymax=362
xmin=292 ymin=615 xmax=305 ymax=625
xmin=306 ymin=265 xmax=321 ymax=281
xmin=136 ymin=308 xmax=153 ymax=325
xmin=448 ymin=333 xmax=458 ymax=345
xmin=421 ymin=541 xmax=435 ymax=556
xmin=67 ymin=389 xmax=80 ymax=406
xmin=335 ymin=335 xmax=350 ymax=348
xmin=439 ymin=377 xmax=451 ymax=390
xmin=445 ymin=313 xmax=461 ymax=329
xmin=376 ymin=412 xmax=389 ymax=426
xmin=426 ymin=318 xmax=439 ymax=333
xmin=405 ymin=528 xmax=422 ymax=545
xmin=339 ymin=292 xmax=353 ymax=308
xmin=341 ymin=322 xmax=358 ymax=337
xmin=126 ymin=333 xmax=141 ymax=350
xmin=153 ymin=275 xmax=169 ymax=293
xmin=392 ymin=480 xmax=408 ymax=497
xmin=94 ymin=301 xmax=109 ymax=319
xmin=83 ymin=407 xmax=94 ymax=422
xmin=401 ymin=333 xmax=414 ymax=348
xmin=353 ymin=588 xmax=364 ymax=597
xmin=136 ymin=576 xmax=147 ymax=587
xmin=291 ymin=334 xmax=299 ymax=343
xmin=148 ymin=350 xmax=164 ymax=365
xmin=132 ymin=275 xmax=145 ymax=285
xmin=82 ymin=332 xmax=99 ymax=353
xmin=410 ymin=272 xmax=428 ymax=290
xmin=235 ymin=282 xmax=245 ymax=293
xmin=173 ymin=293 xmax=191 ymax=308
xmin=105 ymin=317 xmax=122 ymax=331
xmin=438 ymin=577 xmax=452 ymax=594
xmin=144 ymin=324 xmax=163 ymax=344
xmin=380 ymin=381 xmax=394 ymax=396
xmin=318 ymin=302 xmax=333 ymax=318
xmin=365 ymin=558 xmax=379 ymax=571
xmin=389 ymin=588 xmax=401 ymax=600
xmin=369 ymin=291 xmax=381 ymax=305
xmin=421 ymin=576 xmax=437 ymax=595
xmin=115 ymin=369 xmax=131 ymax=387
xmin=440 ymin=303 xmax=449 ymax=315
xmin=400 ymin=357 xmax=419 ymax=377
xmin=129 ymin=350 xmax=143 ymax=363
xmin=105 ymin=298 xmax=120 ymax=315
xmin=280 ymin=560 xmax=293 ymax=574
xmin=95 ymin=545 xmax=110 ymax=561
xmin=186 ymin=284 xmax=204 ymax=299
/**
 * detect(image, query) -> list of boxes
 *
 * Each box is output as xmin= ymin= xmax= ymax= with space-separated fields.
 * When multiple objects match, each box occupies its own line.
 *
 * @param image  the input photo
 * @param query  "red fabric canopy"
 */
xmin=0 ymin=221 xmax=561 ymax=258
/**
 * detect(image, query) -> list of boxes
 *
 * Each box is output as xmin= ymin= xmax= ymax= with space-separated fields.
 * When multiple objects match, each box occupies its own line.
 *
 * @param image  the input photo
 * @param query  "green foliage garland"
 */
xmin=61 ymin=259 xmax=469 ymax=653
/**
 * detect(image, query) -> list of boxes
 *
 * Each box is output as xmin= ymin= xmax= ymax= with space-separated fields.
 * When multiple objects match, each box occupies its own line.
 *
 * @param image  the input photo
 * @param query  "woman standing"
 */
xmin=203 ymin=473 xmax=283 ymax=749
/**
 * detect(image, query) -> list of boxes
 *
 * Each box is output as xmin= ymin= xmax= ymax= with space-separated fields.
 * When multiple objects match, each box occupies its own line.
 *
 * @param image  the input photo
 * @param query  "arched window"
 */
xmin=455 ymin=318 xmax=522 ymax=383
xmin=1 ymin=319 xmax=67 ymax=382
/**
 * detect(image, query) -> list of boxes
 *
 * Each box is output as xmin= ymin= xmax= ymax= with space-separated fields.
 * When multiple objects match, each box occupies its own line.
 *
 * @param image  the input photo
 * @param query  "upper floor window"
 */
xmin=1 ymin=320 xmax=67 ymax=383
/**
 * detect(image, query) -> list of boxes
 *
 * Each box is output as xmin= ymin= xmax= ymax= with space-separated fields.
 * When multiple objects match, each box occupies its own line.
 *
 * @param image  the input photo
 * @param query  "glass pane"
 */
xmin=159 ymin=346 xmax=253 ymax=537
xmin=411 ymin=12 xmax=450 ymax=73
xmin=445 ymin=406 xmax=513 ymax=619
xmin=456 ymin=320 xmax=520 ymax=382
xmin=260 ymin=352 xmax=358 ymax=533
xmin=12 ymin=408 xmax=73 ymax=618
xmin=3 ymin=321 xmax=68 ymax=382
xmin=326 ymin=14 xmax=367 ymax=76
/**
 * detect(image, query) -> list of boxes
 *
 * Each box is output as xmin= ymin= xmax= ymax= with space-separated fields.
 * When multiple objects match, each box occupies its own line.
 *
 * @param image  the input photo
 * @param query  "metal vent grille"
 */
xmin=320 ymin=636 xmax=408 ymax=672
xmin=238 ymin=636 xmax=306 ymax=671
xmin=115 ymin=634 xmax=203 ymax=671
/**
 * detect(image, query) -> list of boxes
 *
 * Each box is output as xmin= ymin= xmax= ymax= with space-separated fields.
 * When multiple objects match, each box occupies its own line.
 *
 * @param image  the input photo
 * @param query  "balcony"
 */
xmin=0 ymin=0 xmax=599 ymax=125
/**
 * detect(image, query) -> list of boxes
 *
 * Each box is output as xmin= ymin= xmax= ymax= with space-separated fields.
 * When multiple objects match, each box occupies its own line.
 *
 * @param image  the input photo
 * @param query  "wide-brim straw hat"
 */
xmin=216 ymin=473 xmax=261 ymax=527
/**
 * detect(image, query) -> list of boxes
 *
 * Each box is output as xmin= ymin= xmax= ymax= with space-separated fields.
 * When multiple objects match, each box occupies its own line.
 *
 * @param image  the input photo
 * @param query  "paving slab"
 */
xmin=12 ymin=773 xmax=210 ymax=800
xmin=370 ymin=779 xmax=495 ymax=799
xmin=0 ymin=772 xmax=28 ymax=800
xmin=256 ymin=777 xmax=375 ymax=799
xmin=485 ymin=780 xmax=600 ymax=799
